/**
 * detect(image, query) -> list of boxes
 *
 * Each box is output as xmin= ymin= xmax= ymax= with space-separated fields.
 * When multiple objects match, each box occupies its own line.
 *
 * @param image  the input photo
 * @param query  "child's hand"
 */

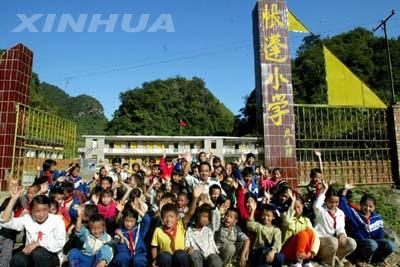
xmin=95 ymin=260 xmax=107 ymax=267
xmin=193 ymin=185 xmax=204 ymax=198
xmin=77 ymin=205 xmax=85 ymax=218
xmin=184 ymin=152 xmax=192 ymax=163
xmin=338 ymin=233 xmax=347 ymax=247
xmin=9 ymin=179 xmax=23 ymax=199
xmin=152 ymin=260 xmax=159 ymax=267
xmin=266 ymin=250 xmax=275 ymax=263
xmin=322 ymin=180 xmax=329 ymax=189
xmin=152 ymin=177 xmax=159 ymax=185
xmin=239 ymin=255 xmax=247 ymax=267
xmin=287 ymin=189 xmax=295 ymax=201
xmin=116 ymin=200 xmax=127 ymax=213
xmin=240 ymin=153 xmax=246 ymax=162
xmin=39 ymin=182 xmax=49 ymax=194
xmin=264 ymin=190 xmax=272 ymax=202
xmin=344 ymin=183 xmax=355 ymax=191
xmin=314 ymin=150 xmax=322 ymax=158
xmin=131 ymin=198 xmax=141 ymax=211
xmin=36 ymin=166 xmax=41 ymax=172
xmin=249 ymin=198 xmax=257 ymax=213
xmin=115 ymin=229 xmax=125 ymax=242
xmin=186 ymin=247 xmax=193 ymax=255
xmin=22 ymin=241 xmax=39 ymax=255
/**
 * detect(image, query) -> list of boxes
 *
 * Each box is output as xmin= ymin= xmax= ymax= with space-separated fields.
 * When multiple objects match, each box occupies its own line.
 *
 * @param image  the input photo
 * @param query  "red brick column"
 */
xmin=253 ymin=0 xmax=297 ymax=188
xmin=0 ymin=44 xmax=33 ymax=189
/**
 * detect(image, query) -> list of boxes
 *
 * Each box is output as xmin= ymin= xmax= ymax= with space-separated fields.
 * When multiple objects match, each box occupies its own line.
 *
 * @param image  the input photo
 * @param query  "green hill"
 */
xmin=29 ymin=73 xmax=108 ymax=147
xmin=107 ymin=76 xmax=235 ymax=136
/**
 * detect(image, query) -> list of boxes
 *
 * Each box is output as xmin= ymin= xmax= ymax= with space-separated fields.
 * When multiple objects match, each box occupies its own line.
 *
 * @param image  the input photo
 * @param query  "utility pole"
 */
xmin=373 ymin=10 xmax=396 ymax=104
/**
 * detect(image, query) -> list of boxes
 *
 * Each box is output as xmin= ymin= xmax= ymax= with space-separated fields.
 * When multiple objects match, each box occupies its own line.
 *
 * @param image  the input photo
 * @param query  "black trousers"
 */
xmin=10 ymin=247 xmax=59 ymax=267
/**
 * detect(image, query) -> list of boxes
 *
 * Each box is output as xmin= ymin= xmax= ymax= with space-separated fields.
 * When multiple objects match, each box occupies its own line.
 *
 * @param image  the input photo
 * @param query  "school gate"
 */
xmin=0 ymin=44 xmax=76 ymax=189
xmin=294 ymin=104 xmax=398 ymax=186
xmin=253 ymin=0 xmax=400 ymax=187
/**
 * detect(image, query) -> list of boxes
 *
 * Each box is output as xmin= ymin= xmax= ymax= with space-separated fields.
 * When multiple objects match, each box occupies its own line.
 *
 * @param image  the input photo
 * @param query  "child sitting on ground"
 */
xmin=313 ymin=181 xmax=356 ymax=266
xmin=68 ymin=207 xmax=113 ymax=267
xmin=247 ymin=201 xmax=285 ymax=267
xmin=0 ymin=181 xmax=66 ymax=267
xmin=113 ymin=203 xmax=150 ymax=267
xmin=97 ymin=189 xmax=118 ymax=234
xmin=339 ymin=183 xmax=396 ymax=266
xmin=150 ymin=185 xmax=202 ymax=267
xmin=214 ymin=208 xmax=250 ymax=267
xmin=281 ymin=189 xmax=319 ymax=266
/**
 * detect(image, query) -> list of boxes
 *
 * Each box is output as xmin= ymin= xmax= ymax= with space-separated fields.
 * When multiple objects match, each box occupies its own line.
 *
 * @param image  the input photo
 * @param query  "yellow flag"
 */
xmin=324 ymin=46 xmax=386 ymax=108
xmin=288 ymin=10 xmax=309 ymax=33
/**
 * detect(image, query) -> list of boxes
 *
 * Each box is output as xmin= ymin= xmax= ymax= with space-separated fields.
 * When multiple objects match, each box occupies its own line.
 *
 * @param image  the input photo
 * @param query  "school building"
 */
xmin=78 ymin=135 xmax=259 ymax=166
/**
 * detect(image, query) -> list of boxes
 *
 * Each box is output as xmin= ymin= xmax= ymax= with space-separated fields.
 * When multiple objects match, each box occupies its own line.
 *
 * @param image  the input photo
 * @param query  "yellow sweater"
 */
xmin=282 ymin=207 xmax=320 ymax=255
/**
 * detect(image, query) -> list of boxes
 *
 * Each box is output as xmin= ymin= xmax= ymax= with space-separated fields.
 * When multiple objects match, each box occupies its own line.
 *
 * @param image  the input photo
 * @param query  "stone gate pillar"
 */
xmin=0 ymin=44 xmax=33 ymax=189
xmin=253 ymin=0 xmax=297 ymax=188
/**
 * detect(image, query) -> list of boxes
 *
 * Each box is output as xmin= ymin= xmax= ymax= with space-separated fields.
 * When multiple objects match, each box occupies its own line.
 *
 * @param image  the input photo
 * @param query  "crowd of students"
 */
xmin=0 ymin=152 xmax=396 ymax=267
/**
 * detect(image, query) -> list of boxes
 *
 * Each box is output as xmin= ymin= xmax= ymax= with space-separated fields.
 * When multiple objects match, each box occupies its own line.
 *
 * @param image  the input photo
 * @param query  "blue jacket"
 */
xmin=115 ymin=214 xmax=150 ymax=256
xmin=339 ymin=195 xmax=384 ymax=240
xmin=75 ymin=225 xmax=113 ymax=264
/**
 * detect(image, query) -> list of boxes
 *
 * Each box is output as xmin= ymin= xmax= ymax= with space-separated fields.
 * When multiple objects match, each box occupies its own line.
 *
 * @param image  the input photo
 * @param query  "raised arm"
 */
xmin=183 ymin=185 xmax=202 ymax=226
xmin=1 ymin=180 xmax=23 ymax=222
xmin=313 ymin=180 xmax=328 ymax=215
xmin=75 ymin=205 xmax=84 ymax=233
xmin=182 ymin=153 xmax=192 ymax=178
xmin=314 ymin=150 xmax=323 ymax=174
xmin=282 ymin=189 xmax=296 ymax=226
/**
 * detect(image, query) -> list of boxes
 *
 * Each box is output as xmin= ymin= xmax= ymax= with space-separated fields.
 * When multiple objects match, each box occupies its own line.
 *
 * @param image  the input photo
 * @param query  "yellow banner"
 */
xmin=288 ymin=10 xmax=309 ymax=33
xmin=324 ymin=46 xmax=386 ymax=108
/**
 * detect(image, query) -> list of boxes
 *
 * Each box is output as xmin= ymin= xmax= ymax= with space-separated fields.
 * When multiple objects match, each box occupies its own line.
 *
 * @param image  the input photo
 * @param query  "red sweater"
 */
xmin=160 ymin=157 xmax=173 ymax=179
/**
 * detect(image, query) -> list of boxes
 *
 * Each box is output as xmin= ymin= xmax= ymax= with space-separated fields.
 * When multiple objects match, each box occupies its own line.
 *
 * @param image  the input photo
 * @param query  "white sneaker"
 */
xmin=304 ymin=263 xmax=313 ymax=267
xmin=290 ymin=263 xmax=302 ymax=267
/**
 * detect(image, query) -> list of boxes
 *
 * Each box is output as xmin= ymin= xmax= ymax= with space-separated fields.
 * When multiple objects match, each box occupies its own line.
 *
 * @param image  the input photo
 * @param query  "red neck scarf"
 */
xmin=128 ymin=229 xmax=135 ymax=255
xmin=327 ymin=210 xmax=337 ymax=230
xmin=164 ymin=223 xmax=177 ymax=252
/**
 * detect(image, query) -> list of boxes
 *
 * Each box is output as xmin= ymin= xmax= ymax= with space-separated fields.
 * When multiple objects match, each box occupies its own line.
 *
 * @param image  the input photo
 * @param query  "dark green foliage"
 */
xmin=235 ymin=28 xmax=400 ymax=136
xmin=106 ymin=77 xmax=235 ymax=136
xmin=29 ymin=74 xmax=108 ymax=147
xmin=233 ymin=89 xmax=257 ymax=136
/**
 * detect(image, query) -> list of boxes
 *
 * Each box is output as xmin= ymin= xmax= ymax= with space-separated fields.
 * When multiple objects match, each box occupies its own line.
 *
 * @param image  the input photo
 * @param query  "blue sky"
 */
xmin=1 ymin=0 xmax=399 ymax=119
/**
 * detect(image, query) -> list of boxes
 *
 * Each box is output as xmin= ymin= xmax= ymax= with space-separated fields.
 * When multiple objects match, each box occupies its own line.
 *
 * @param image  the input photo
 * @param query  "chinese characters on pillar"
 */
xmin=254 ymin=0 xmax=297 ymax=186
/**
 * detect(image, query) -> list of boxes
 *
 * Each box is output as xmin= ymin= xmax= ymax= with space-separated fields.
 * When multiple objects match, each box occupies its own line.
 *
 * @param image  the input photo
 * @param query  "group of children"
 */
xmin=0 ymin=153 xmax=396 ymax=267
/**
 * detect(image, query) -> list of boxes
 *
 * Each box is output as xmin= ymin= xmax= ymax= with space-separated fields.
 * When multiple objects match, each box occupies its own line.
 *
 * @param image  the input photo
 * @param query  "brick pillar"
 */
xmin=388 ymin=104 xmax=400 ymax=187
xmin=253 ymin=0 xmax=297 ymax=188
xmin=0 ymin=44 xmax=33 ymax=189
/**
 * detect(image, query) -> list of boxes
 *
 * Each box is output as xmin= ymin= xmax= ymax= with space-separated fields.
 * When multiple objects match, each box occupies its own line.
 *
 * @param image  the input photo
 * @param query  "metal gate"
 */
xmin=11 ymin=103 xmax=77 ymax=185
xmin=294 ymin=104 xmax=392 ymax=186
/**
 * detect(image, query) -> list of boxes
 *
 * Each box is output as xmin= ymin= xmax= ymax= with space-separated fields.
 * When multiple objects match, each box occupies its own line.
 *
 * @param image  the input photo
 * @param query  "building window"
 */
xmin=91 ymin=139 xmax=98 ymax=149
xmin=92 ymin=154 xmax=97 ymax=161
xmin=109 ymin=142 xmax=114 ymax=149
xmin=234 ymin=143 xmax=239 ymax=150
xmin=190 ymin=143 xmax=194 ymax=149
xmin=211 ymin=141 xmax=216 ymax=149
xmin=174 ymin=143 xmax=179 ymax=152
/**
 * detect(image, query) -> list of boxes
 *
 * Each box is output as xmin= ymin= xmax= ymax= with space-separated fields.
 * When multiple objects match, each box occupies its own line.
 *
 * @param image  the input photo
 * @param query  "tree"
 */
xmin=106 ymin=77 xmax=235 ymax=136
xmin=233 ymin=89 xmax=257 ymax=136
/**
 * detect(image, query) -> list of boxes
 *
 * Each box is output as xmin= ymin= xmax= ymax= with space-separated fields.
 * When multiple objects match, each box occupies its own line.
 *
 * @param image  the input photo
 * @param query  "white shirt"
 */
xmin=313 ymin=192 xmax=346 ymax=237
xmin=0 ymin=213 xmax=66 ymax=254
xmin=184 ymin=175 xmax=226 ymax=196
xmin=109 ymin=170 xmax=128 ymax=183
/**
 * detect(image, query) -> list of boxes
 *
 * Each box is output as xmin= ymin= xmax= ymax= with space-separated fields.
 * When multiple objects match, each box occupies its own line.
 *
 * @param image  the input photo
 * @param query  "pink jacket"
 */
xmin=97 ymin=201 xmax=117 ymax=219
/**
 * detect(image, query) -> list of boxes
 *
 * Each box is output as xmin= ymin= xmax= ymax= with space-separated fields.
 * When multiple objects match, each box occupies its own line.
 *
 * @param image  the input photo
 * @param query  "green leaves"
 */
xmin=106 ymin=76 xmax=235 ymax=136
